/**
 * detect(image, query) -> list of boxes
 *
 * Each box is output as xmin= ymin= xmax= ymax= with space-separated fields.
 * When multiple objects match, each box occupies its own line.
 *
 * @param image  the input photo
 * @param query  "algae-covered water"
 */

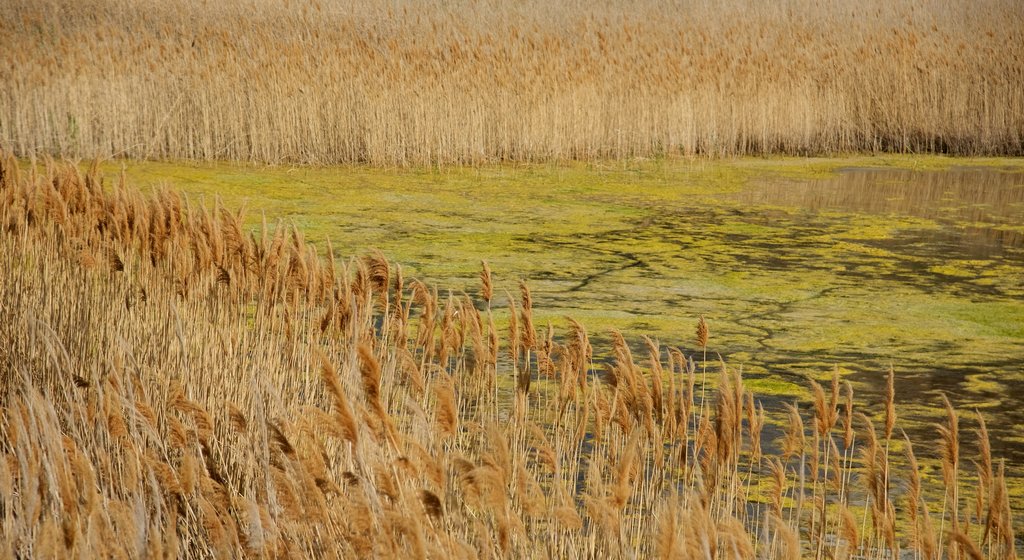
xmin=111 ymin=157 xmax=1024 ymax=467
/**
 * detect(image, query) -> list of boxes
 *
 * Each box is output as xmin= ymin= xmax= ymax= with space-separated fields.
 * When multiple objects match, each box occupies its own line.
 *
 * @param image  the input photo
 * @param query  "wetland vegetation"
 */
xmin=1 ymin=155 xmax=1021 ymax=559
xmin=3 ymin=0 xmax=1024 ymax=164
xmin=2 ymin=0 xmax=1023 ymax=557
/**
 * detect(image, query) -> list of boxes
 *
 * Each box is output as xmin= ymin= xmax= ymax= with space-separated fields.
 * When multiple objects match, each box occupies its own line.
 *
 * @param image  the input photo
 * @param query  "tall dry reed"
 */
xmin=1 ymin=0 xmax=1023 ymax=165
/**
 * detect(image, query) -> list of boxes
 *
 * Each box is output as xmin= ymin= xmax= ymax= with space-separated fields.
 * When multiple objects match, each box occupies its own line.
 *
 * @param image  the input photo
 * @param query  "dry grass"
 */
xmin=0 ymin=155 xmax=1020 ymax=558
xmin=1 ymin=0 xmax=1023 ymax=165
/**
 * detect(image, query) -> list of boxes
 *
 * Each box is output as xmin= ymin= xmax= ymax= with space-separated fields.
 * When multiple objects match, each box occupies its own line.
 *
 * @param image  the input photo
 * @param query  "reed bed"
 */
xmin=2 ymin=0 xmax=1023 ymax=165
xmin=0 ymin=155 xmax=1019 ymax=558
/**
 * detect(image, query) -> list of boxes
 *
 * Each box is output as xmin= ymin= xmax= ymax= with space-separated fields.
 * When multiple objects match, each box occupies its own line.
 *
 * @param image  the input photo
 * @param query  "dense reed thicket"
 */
xmin=2 ymin=0 xmax=1023 ymax=165
xmin=0 ymin=155 xmax=1019 ymax=558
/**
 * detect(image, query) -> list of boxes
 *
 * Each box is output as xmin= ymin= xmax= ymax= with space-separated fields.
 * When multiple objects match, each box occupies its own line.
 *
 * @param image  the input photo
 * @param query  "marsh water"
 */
xmin=119 ymin=158 xmax=1024 ymax=468
xmin=733 ymin=167 xmax=1024 ymax=456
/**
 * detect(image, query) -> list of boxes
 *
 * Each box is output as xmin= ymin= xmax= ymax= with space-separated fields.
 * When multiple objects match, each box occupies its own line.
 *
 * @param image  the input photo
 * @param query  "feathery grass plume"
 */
xmin=936 ymin=394 xmax=961 ymax=533
xmin=696 ymin=315 xmax=709 ymax=350
xmin=972 ymin=467 xmax=986 ymax=536
xmin=364 ymin=250 xmax=390 ymax=304
xmin=358 ymin=342 xmax=399 ymax=447
xmin=516 ymin=456 xmax=546 ymax=519
xmin=655 ymin=505 xmax=681 ymax=560
xmin=694 ymin=315 xmax=711 ymax=437
xmin=323 ymin=236 xmax=337 ymax=286
xmin=267 ymin=420 xmax=297 ymax=458
xmin=612 ymin=432 xmax=641 ymax=510
xmin=857 ymin=412 xmax=883 ymax=521
xmin=842 ymin=381 xmax=855 ymax=450
xmin=748 ymin=397 xmax=765 ymax=463
xmin=674 ymin=504 xmax=715 ymax=560
xmin=314 ymin=348 xmax=359 ymax=446
xmin=714 ymin=365 xmax=743 ymax=468
xmin=879 ymin=365 xmax=898 ymax=550
xmin=420 ymin=490 xmax=444 ymax=521
xmin=903 ymin=430 xmax=925 ymax=549
xmin=437 ymin=295 xmax=460 ymax=366
xmin=974 ymin=411 xmax=993 ymax=508
xmin=882 ymin=499 xmax=899 ymax=560
xmin=781 ymin=402 xmax=804 ymax=462
xmin=693 ymin=418 xmax=718 ymax=490
xmin=538 ymin=322 xmax=556 ymax=378
xmin=920 ymin=493 xmax=938 ymax=557
xmin=552 ymin=505 xmax=583 ymax=531
xmin=829 ymin=367 xmax=840 ymax=427
xmin=884 ymin=365 xmax=896 ymax=441
xmin=197 ymin=497 xmax=231 ymax=558
xmin=570 ymin=386 xmax=592 ymax=446
xmin=679 ymin=349 xmax=696 ymax=436
xmin=644 ymin=336 xmax=664 ymax=424
xmin=948 ymin=530 xmax=985 ymax=560
xmin=609 ymin=330 xmax=639 ymax=398
xmin=435 ymin=379 xmax=458 ymax=440
xmin=554 ymin=360 xmax=577 ymax=425
xmin=398 ymin=348 xmax=425 ymax=396
xmin=226 ymin=402 xmax=248 ymax=435
xmin=413 ymin=281 xmax=438 ymax=358
xmin=319 ymin=304 xmax=335 ymax=334
xmin=108 ymin=248 xmax=125 ymax=272
xmin=839 ymin=504 xmax=860 ymax=556
xmin=527 ymin=422 xmax=558 ymax=474
xmin=462 ymin=297 xmax=488 ymax=378
xmin=483 ymin=422 xmax=512 ymax=488
xmin=591 ymin=389 xmax=608 ymax=445
xmin=479 ymin=260 xmax=493 ymax=306
xmin=982 ymin=460 xmax=1017 ymax=559
xmin=518 ymin=281 xmax=536 ymax=352
xmin=664 ymin=348 xmax=680 ymax=435
xmin=774 ymin=514 xmax=801 ymax=559
xmin=566 ymin=317 xmax=591 ymax=391
xmin=392 ymin=262 xmax=404 ymax=313
xmin=767 ymin=458 xmax=786 ymax=517
xmin=719 ymin=516 xmax=755 ymax=559
xmin=486 ymin=312 xmax=499 ymax=368
xmin=809 ymin=377 xmax=830 ymax=438
xmin=505 ymin=289 xmax=520 ymax=366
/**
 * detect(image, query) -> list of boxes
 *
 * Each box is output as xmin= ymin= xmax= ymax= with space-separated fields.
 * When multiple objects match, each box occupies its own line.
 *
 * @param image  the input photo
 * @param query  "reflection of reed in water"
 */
xmin=742 ymin=168 xmax=1024 ymax=249
xmin=960 ymin=225 xmax=1024 ymax=253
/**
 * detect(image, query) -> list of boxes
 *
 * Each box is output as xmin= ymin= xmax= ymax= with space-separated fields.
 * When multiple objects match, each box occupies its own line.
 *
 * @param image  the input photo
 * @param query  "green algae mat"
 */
xmin=107 ymin=156 xmax=1024 ymax=463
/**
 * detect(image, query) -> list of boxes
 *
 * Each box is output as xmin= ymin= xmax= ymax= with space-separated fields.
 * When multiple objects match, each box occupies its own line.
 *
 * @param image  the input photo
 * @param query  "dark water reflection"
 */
xmin=738 ymin=167 xmax=1024 ymax=257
